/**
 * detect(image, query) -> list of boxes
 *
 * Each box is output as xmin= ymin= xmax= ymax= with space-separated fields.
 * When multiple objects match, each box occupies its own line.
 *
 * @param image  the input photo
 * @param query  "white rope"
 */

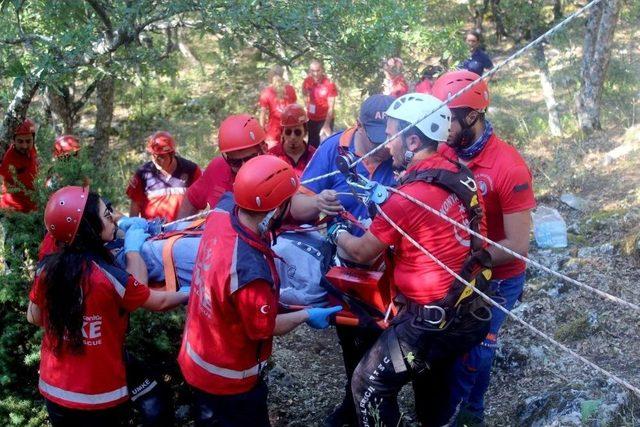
xmin=300 ymin=0 xmax=604 ymax=186
xmin=375 ymin=204 xmax=640 ymax=398
xmin=386 ymin=186 xmax=640 ymax=312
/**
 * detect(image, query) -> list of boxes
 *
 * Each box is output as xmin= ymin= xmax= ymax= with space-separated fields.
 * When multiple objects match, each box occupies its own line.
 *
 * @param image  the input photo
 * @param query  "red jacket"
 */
xmin=178 ymin=195 xmax=279 ymax=395
xmin=0 ymin=145 xmax=38 ymax=212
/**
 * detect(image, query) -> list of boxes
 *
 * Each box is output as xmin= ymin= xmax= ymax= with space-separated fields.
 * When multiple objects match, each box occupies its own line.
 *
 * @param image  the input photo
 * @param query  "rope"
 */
xmin=162 ymin=209 xmax=212 ymax=229
xmin=375 ymin=204 xmax=640 ymax=398
xmin=300 ymin=0 xmax=604 ymax=186
xmin=386 ymin=186 xmax=640 ymax=312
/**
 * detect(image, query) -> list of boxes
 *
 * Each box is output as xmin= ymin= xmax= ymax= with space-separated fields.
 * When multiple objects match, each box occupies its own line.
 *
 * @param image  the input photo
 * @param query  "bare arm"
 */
xmin=486 ymin=210 xmax=532 ymax=266
xmin=335 ymin=230 xmax=388 ymax=265
xmin=290 ymin=191 xmax=343 ymax=222
xmin=142 ymin=289 xmax=189 ymax=311
xmin=125 ymin=252 xmax=148 ymax=284
xmin=129 ymin=201 xmax=141 ymax=217
xmin=273 ymin=310 xmax=309 ymax=336
xmin=259 ymin=107 xmax=268 ymax=128
xmin=321 ymin=96 xmax=336 ymax=138
xmin=27 ymin=301 xmax=42 ymax=326
xmin=177 ymin=196 xmax=198 ymax=219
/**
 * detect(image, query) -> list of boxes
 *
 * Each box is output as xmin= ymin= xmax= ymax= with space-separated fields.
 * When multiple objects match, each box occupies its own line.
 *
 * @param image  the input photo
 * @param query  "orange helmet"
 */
xmin=233 ymin=155 xmax=299 ymax=212
xmin=53 ymin=135 xmax=81 ymax=158
xmin=218 ymin=114 xmax=265 ymax=153
xmin=280 ymin=104 xmax=308 ymax=128
xmin=44 ymin=186 xmax=90 ymax=244
xmin=431 ymin=70 xmax=490 ymax=111
xmin=14 ymin=118 xmax=36 ymax=136
xmin=146 ymin=131 xmax=176 ymax=155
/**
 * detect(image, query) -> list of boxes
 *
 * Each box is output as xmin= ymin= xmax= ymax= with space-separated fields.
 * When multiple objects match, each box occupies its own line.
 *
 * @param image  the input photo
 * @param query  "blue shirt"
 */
xmin=301 ymin=127 xmax=397 ymax=232
xmin=459 ymin=48 xmax=493 ymax=76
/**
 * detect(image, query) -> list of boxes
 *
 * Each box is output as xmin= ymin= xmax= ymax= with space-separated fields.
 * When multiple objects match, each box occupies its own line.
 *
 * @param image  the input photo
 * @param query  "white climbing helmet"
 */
xmin=385 ymin=93 xmax=451 ymax=142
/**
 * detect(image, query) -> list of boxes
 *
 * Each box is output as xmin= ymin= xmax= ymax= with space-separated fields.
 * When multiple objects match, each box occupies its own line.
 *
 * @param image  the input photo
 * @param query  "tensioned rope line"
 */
xmin=386 ymin=186 xmax=640 ymax=312
xmin=375 ymin=205 xmax=640 ymax=398
xmin=300 ymin=0 xmax=605 ymax=186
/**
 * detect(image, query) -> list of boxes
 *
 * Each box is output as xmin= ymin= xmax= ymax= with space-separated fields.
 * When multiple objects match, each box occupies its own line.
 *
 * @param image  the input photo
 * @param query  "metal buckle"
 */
xmin=422 ymin=305 xmax=446 ymax=325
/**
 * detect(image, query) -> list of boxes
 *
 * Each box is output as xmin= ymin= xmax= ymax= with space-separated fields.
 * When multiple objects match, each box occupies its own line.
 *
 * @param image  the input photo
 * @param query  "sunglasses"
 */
xmin=223 ymin=151 xmax=260 ymax=168
xmin=284 ymin=128 xmax=304 ymax=137
xmin=102 ymin=198 xmax=114 ymax=221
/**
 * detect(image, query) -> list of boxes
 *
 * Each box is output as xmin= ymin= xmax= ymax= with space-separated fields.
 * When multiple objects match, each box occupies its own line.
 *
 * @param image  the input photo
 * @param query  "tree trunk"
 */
xmin=0 ymin=77 xmax=40 ymax=157
xmin=93 ymin=76 xmax=115 ymax=164
xmin=45 ymin=86 xmax=75 ymax=135
xmin=469 ymin=0 xmax=491 ymax=33
xmin=533 ymin=43 xmax=562 ymax=137
xmin=490 ymin=0 xmax=508 ymax=41
xmin=576 ymin=0 xmax=622 ymax=133
xmin=553 ymin=0 xmax=563 ymax=21
xmin=176 ymin=28 xmax=201 ymax=67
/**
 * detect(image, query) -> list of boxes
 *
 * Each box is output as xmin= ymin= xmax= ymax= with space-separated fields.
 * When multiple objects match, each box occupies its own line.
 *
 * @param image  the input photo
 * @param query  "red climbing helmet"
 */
xmin=44 ymin=186 xmax=90 ymax=244
xmin=218 ymin=114 xmax=265 ymax=153
xmin=53 ymin=135 xmax=81 ymax=158
xmin=146 ymin=131 xmax=176 ymax=155
xmin=431 ymin=70 xmax=490 ymax=111
xmin=280 ymin=104 xmax=308 ymax=128
xmin=233 ymin=155 xmax=299 ymax=212
xmin=14 ymin=118 xmax=36 ymax=137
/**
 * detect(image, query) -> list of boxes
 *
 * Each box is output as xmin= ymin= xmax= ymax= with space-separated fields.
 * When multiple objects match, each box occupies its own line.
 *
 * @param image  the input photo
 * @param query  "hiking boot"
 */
xmin=323 ymin=401 xmax=358 ymax=427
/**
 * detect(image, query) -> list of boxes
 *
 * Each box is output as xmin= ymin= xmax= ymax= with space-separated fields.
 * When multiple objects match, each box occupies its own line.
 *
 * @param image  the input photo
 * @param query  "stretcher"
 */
xmin=112 ymin=219 xmax=397 ymax=329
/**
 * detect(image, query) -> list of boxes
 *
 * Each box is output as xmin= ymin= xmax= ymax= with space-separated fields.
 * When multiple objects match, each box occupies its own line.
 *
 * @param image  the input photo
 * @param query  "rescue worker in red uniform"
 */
xmin=177 ymin=114 xmax=268 ymax=219
xmin=382 ymin=57 xmax=409 ymax=98
xmin=330 ymin=93 xmax=491 ymax=426
xmin=126 ymin=131 xmax=201 ymax=222
xmin=178 ymin=155 xmax=341 ymax=426
xmin=0 ymin=118 xmax=39 ymax=212
xmin=302 ymin=59 xmax=338 ymax=147
xmin=27 ymin=186 xmax=188 ymax=426
xmin=432 ymin=70 xmax=535 ymax=425
xmin=259 ymin=65 xmax=298 ymax=148
xmin=268 ymin=103 xmax=316 ymax=178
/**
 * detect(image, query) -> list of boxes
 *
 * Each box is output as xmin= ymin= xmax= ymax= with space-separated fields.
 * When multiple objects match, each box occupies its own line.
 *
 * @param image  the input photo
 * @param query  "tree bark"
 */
xmin=576 ymin=0 xmax=622 ymax=133
xmin=176 ymin=27 xmax=201 ymax=66
xmin=93 ymin=76 xmax=115 ymax=164
xmin=45 ymin=86 xmax=75 ymax=135
xmin=533 ymin=43 xmax=562 ymax=137
xmin=490 ymin=0 xmax=508 ymax=41
xmin=0 ymin=77 xmax=39 ymax=157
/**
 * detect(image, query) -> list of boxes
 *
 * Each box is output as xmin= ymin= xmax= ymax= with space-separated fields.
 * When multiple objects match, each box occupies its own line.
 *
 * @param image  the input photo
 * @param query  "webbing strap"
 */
xmin=159 ymin=218 xmax=206 ymax=292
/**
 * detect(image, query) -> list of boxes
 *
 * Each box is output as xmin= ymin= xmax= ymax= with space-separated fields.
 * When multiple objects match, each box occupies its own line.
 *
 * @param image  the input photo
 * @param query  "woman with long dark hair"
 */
xmin=27 ymin=186 xmax=188 ymax=426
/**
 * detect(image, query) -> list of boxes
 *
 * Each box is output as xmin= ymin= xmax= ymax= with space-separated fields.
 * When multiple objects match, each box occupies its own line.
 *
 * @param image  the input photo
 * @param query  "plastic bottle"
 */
xmin=532 ymin=206 xmax=568 ymax=248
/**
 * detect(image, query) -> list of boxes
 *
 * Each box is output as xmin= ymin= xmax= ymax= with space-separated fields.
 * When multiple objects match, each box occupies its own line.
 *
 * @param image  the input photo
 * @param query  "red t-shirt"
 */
xmin=178 ymin=207 xmax=278 ymax=395
xmin=384 ymin=75 xmax=409 ymax=98
xmin=259 ymin=85 xmax=297 ymax=143
xmin=415 ymin=79 xmax=433 ymax=94
xmin=0 ymin=146 xmax=38 ymax=212
xmin=302 ymin=76 xmax=338 ymax=121
xmin=30 ymin=260 xmax=150 ymax=409
xmin=268 ymin=143 xmax=316 ymax=179
xmin=369 ymin=154 xmax=484 ymax=304
xmin=126 ymin=157 xmax=202 ymax=221
xmin=440 ymin=134 xmax=536 ymax=279
xmin=186 ymin=157 xmax=234 ymax=211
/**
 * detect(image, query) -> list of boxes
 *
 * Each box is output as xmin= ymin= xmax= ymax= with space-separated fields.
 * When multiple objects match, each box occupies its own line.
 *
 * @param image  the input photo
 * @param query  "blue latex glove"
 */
xmin=327 ymin=221 xmax=351 ymax=245
xmin=118 ymin=216 xmax=149 ymax=232
xmin=124 ymin=228 xmax=150 ymax=254
xmin=306 ymin=306 xmax=343 ymax=329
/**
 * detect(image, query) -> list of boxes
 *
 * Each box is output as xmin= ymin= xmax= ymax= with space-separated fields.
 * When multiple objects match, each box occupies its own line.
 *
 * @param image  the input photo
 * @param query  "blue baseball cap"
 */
xmin=358 ymin=94 xmax=395 ymax=144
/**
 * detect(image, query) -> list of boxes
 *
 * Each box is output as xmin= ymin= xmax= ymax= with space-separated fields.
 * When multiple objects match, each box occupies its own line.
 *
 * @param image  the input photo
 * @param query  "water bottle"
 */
xmin=532 ymin=206 xmax=568 ymax=248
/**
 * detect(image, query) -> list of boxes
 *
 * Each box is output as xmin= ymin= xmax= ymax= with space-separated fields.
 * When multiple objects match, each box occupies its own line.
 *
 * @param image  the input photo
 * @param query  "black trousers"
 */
xmin=46 ymin=399 xmax=129 ymax=427
xmin=307 ymin=118 xmax=334 ymax=148
xmin=192 ymin=380 xmax=270 ymax=427
xmin=351 ymin=308 xmax=490 ymax=427
xmin=335 ymin=325 xmax=383 ymax=420
xmin=125 ymin=353 xmax=174 ymax=426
